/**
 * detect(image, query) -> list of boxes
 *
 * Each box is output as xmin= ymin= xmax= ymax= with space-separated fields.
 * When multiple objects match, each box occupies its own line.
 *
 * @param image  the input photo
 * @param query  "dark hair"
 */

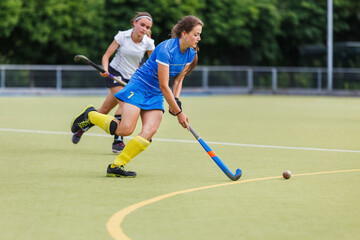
xmin=171 ymin=16 xmax=203 ymax=75
xmin=131 ymin=12 xmax=153 ymax=26
xmin=171 ymin=15 xmax=203 ymax=38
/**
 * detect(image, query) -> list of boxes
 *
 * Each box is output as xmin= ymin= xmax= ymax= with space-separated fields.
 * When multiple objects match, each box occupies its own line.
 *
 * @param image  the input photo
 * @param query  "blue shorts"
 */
xmin=114 ymin=81 xmax=165 ymax=112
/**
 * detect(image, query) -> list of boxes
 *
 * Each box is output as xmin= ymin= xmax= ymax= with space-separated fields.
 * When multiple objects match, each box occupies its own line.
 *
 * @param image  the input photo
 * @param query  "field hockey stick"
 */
xmin=74 ymin=55 xmax=126 ymax=86
xmin=188 ymin=125 xmax=242 ymax=181
xmin=73 ymin=57 xmax=240 ymax=180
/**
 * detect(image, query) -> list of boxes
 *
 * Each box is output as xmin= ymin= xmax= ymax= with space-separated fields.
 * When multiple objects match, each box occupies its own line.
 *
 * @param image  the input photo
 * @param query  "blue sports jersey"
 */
xmin=130 ymin=38 xmax=196 ymax=93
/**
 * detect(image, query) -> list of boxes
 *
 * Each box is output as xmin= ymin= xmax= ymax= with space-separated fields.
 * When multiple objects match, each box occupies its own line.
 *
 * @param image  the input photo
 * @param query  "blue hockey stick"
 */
xmin=189 ymin=125 xmax=242 ymax=181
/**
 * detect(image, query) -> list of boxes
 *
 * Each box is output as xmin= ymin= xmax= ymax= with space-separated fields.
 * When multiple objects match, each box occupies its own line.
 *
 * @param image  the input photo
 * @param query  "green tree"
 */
xmin=0 ymin=0 xmax=22 ymax=63
xmin=0 ymin=0 xmax=105 ymax=64
xmin=104 ymin=0 xmax=205 ymax=45
xmin=198 ymin=0 xmax=281 ymax=65
xmin=277 ymin=0 xmax=327 ymax=66
xmin=0 ymin=0 xmax=22 ymax=38
xmin=276 ymin=0 xmax=360 ymax=66
xmin=0 ymin=0 xmax=359 ymax=66
xmin=332 ymin=0 xmax=360 ymax=41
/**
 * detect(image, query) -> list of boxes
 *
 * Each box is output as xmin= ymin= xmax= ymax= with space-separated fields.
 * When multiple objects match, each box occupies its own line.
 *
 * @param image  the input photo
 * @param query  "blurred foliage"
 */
xmin=0 ymin=0 xmax=105 ymax=64
xmin=0 ymin=0 xmax=22 ymax=38
xmin=0 ymin=0 xmax=359 ymax=67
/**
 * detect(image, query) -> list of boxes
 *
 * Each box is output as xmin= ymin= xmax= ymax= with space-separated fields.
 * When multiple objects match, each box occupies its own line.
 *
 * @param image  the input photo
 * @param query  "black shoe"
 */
xmin=112 ymin=141 xmax=125 ymax=153
xmin=71 ymin=125 xmax=92 ymax=144
xmin=71 ymin=105 xmax=96 ymax=133
xmin=106 ymin=164 xmax=136 ymax=178
xmin=72 ymin=129 xmax=85 ymax=144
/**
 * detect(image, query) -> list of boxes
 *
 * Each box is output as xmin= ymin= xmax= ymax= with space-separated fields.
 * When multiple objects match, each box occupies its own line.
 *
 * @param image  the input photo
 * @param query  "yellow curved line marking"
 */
xmin=106 ymin=169 xmax=360 ymax=240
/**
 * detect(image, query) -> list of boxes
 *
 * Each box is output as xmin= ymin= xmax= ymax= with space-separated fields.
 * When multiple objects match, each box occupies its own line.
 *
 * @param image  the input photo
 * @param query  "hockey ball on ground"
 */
xmin=283 ymin=170 xmax=292 ymax=179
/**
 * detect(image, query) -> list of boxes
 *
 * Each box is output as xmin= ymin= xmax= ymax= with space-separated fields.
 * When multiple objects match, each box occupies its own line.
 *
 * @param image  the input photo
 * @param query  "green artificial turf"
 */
xmin=0 ymin=95 xmax=359 ymax=240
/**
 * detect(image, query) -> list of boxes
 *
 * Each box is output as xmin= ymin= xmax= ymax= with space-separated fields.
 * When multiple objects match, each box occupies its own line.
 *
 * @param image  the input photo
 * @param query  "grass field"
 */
xmin=0 ymin=95 xmax=359 ymax=240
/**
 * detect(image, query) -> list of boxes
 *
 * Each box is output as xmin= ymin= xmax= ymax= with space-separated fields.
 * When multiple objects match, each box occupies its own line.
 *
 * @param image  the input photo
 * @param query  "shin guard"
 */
xmin=112 ymin=135 xmax=150 ymax=167
xmin=88 ymin=111 xmax=117 ymax=135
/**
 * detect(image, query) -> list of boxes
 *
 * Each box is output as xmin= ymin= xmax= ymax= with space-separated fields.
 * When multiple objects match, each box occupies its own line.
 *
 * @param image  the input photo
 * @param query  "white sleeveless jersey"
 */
xmin=109 ymin=29 xmax=155 ymax=79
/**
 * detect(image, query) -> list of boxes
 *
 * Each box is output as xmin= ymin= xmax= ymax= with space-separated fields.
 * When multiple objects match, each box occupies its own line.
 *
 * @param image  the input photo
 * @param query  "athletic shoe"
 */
xmin=72 ymin=129 xmax=84 ymax=144
xmin=71 ymin=126 xmax=93 ymax=144
xmin=71 ymin=105 xmax=96 ymax=133
xmin=112 ymin=141 xmax=125 ymax=153
xmin=106 ymin=164 xmax=136 ymax=178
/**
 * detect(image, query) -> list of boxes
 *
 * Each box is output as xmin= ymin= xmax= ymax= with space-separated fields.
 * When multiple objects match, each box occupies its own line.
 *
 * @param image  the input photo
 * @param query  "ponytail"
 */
xmin=186 ymin=50 xmax=198 ymax=75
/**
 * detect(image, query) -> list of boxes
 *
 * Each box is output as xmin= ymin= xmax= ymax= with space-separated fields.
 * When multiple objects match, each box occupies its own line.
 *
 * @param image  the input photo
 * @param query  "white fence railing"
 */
xmin=1 ymin=64 xmax=360 ymax=95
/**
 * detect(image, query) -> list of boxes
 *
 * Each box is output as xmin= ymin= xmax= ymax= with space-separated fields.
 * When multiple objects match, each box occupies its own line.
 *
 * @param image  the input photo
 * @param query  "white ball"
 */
xmin=283 ymin=170 xmax=292 ymax=179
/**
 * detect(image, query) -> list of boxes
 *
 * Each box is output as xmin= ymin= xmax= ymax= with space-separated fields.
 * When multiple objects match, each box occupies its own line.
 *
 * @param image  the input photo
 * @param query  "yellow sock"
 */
xmin=88 ymin=111 xmax=116 ymax=134
xmin=112 ymin=135 xmax=150 ymax=167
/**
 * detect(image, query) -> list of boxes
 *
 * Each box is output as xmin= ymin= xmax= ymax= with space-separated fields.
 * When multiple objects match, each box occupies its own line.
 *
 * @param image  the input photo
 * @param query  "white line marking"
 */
xmin=1 ymin=127 xmax=359 ymax=153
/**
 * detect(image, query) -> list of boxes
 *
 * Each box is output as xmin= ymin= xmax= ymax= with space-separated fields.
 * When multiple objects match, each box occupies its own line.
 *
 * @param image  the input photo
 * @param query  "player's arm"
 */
xmin=158 ymin=63 xmax=188 ymax=129
xmin=172 ymin=65 xmax=189 ymax=98
xmin=169 ymin=65 xmax=189 ymax=117
xmin=100 ymin=40 xmax=119 ymax=77
xmin=147 ymin=50 xmax=153 ymax=58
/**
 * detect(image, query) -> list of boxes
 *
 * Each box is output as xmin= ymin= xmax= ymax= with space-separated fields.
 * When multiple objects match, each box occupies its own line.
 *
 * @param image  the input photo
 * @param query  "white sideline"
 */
xmin=1 ymin=127 xmax=360 ymax=153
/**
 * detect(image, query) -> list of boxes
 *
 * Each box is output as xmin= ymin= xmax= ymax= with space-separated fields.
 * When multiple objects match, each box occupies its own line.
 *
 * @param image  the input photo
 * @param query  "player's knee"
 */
xmin=98 ymin=106 xmax=112 ymax=114
xmin=142 ymin=126 xmax=158 ymax=139
xmin=117 ymin=128 xmax=133 ymax=136
xmin=150 ymin=127 xmax=158 ymax=136
xmin=115 ymin=124 xmax=135 ymax=136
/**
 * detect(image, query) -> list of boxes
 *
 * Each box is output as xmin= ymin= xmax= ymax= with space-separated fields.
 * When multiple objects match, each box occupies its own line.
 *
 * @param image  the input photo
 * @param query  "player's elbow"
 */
xmin=159 ymin=83 xmax=169 ymax=93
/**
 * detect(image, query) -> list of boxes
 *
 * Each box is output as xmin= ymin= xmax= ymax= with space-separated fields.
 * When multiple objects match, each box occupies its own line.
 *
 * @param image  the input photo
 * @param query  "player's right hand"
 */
xmin=177 ymin=112 xmax=189 ymax=130
xmin=100 ymin=71 xmax=109 ymax=78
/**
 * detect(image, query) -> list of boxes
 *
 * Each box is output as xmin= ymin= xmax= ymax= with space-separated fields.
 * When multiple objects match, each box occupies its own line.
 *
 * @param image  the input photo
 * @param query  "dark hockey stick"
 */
xmin=74 ymin=55 xmax=126 ymax=86
xmin=189 ymin=125 xmax=242 ymax=181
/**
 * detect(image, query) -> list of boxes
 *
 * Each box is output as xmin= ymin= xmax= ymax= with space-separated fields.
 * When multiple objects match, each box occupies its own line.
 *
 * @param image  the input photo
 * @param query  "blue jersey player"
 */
xmin=71 ymin=16 xmax=203 ymax=177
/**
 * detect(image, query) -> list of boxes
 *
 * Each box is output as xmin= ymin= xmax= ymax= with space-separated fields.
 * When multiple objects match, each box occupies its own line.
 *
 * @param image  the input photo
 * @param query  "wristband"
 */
xmin=175 ymin=110 xmax=182 ymax=116
xmin=175 ymin=98 xmax=182 ymax=110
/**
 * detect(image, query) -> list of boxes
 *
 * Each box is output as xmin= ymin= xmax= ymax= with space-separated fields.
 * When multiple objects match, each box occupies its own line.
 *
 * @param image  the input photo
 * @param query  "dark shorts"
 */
xmin=105 ymin=65 xmax=130 ymax=88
